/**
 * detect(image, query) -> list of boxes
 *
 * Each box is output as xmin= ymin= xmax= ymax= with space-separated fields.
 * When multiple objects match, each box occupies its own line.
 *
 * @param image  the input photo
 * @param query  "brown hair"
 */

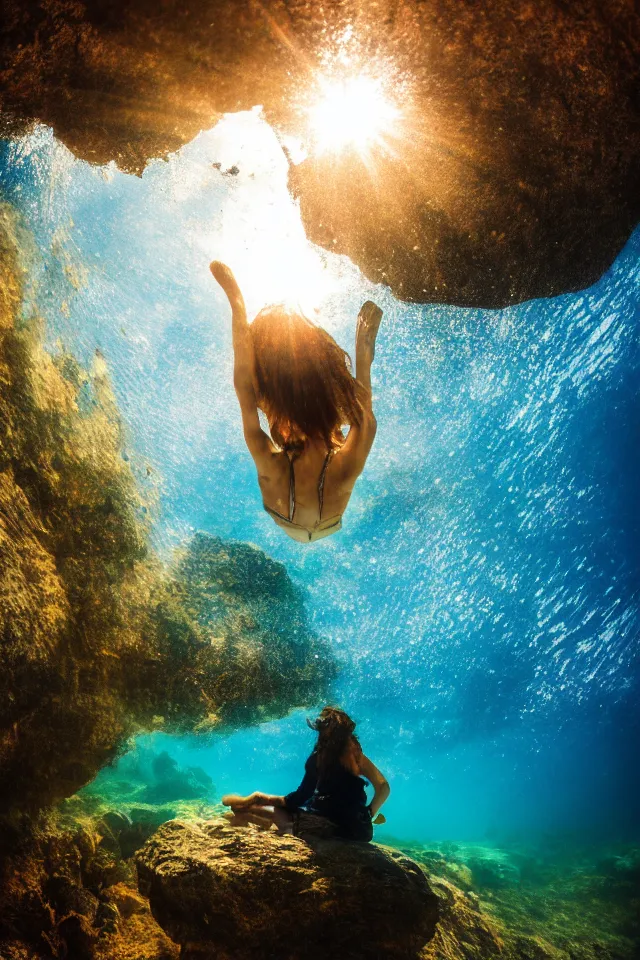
xmin=307 ymin=705 xmax=361 ymax=776
xmin=250 ymin=306 xmax=367 ymax=449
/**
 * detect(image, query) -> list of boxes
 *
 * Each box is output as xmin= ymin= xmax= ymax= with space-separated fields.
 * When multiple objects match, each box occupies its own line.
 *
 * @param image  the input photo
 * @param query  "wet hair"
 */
xmin=250 ymin=306 xmax=367 ymax=450
xmin=307 ymin=705 xmax=361 ymax=776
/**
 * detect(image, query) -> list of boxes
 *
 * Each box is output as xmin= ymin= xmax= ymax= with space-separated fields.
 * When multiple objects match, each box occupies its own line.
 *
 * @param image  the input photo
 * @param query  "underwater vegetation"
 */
xmin=2 ymin=783 xmax=638 ymax=960
xmin=409 ymin=837 xmax=640 ymax=960
xmin=0 ymin=202 xmax=335 ymax=825
xmin=81 ymin=743 xmax=215 ymax=808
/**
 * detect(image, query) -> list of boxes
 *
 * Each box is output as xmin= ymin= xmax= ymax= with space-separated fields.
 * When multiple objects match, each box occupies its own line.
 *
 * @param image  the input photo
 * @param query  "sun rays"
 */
xmin=307 ymin=74 xmax=402 ymax=156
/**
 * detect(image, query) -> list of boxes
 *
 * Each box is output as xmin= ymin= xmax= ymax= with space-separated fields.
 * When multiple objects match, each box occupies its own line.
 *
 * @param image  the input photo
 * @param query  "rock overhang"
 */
xmin=0 ymin=0 xmax=639 ymax=306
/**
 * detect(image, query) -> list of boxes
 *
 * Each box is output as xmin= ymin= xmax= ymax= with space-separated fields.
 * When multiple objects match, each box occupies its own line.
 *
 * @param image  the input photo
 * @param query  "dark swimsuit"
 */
xmin=263 ymin=450 xmax=343 ymax=543
xmin=283 ymin=751 xmax=373 ymax=842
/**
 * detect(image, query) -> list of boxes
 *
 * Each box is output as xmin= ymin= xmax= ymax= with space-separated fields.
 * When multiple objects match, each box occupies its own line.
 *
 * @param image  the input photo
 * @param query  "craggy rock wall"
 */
xmin=0 ymin=0 xmax=639 ymax=306
xmin=0 ymin=204 xmax=335 ymax=822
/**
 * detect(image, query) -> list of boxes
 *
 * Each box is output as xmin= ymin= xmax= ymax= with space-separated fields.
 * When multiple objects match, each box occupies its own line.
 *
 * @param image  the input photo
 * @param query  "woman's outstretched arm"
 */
xmin=210 ymin=261 xmax=272 ymax=460
xmin=333 ymin=301 xmax=383 ymax=483
xmin=355 ymin=300 xmax=383 ymax=397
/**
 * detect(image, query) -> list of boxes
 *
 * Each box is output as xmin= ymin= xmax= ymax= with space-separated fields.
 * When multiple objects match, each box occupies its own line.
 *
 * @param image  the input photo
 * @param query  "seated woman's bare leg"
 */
xmin=222 ymin=792 xmax=259 ymax=810
xmin=225 ymin=807 xmax=273 ymax=830
xmin=224 ymin=804 xmax=294 ymax=834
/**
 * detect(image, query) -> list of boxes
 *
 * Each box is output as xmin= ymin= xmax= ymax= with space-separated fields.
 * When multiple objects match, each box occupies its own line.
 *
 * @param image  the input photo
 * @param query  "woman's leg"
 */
xmin=222 ymin=791 xmax=267 ymax=810
xmin=225 ymin=803 xmax=294 ymax=834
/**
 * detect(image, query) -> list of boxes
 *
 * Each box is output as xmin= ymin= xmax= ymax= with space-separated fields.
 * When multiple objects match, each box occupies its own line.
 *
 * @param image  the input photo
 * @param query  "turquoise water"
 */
xmin=2 ymin=117 xmax=638 ymax=843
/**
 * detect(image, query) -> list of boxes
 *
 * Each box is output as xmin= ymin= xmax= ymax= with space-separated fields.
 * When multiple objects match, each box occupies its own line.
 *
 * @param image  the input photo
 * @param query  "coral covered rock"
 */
xmin=136 ymin=819 xmax=439 ymax=959
xmin=152 ymin=531 xmax=335 ymax=732
xmin=1 ymin=1 xmax=638 ymax=306
xmin=3 ymin=803 xmax=637 ymax=960
xmin=0 ymin=204 xmax=335 ymax=821
xmin=0 ymin=807 xmax=179 ymax=960
xmin=422 ymin=875 xmax=504 ymax=960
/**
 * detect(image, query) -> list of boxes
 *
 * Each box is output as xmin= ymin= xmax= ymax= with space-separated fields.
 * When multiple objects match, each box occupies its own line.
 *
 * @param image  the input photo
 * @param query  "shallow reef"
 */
xmin=398 ymin=836 xmax=640 ymax=960
xmin=0 ymin=199 xmax=334 ymax=834
xmin=2 ymin=786 xmax=638 ymax=960
xmin=80 ymin=743 xmax=216 ymax=809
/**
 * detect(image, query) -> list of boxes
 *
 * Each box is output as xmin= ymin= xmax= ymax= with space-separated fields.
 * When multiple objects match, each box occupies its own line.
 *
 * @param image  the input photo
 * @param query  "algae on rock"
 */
xmin=136 ymin=818 xmax=439 ymax=960
xmin=0 ymin=202 xmax=336 ymax=823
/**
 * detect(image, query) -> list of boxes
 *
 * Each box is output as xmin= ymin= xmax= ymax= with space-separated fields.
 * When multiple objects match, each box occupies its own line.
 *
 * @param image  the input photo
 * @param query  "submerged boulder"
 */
xmin=136 ymin=819 xmax=439 ymax=959
xmin=422 ymin=875 xmax=504 ymax=960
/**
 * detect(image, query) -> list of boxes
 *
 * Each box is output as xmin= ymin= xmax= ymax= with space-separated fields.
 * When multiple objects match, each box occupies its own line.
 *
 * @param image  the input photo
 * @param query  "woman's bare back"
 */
xmin=259 ymin=442 xmax=355 ymax=530
xmin=209 ymin=261 xmax=381 ymax=542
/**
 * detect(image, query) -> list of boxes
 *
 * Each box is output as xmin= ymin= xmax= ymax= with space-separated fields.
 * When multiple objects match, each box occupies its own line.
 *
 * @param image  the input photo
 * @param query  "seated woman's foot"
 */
xmin=221 ymin=792 xmax=252 ymax=809
xmin=224 ymin=810 xmax=253 ymax=828
xmin=224 ymin=808 xmax=274 ymax=831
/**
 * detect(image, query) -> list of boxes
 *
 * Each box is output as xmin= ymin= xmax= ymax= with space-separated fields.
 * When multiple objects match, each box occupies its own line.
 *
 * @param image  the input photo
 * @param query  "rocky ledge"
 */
xmin=136 ymin=819 xmax=439 ymax=960
xmin=1 ymin=1 xmax=639 ymax=307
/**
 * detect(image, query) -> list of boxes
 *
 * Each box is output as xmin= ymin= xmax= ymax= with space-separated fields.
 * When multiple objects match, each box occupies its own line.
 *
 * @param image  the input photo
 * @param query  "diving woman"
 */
xmin=210 ymin=261 xmax=382 ymax=544
xmin=222 ymin=706 xmax=390 ymax=841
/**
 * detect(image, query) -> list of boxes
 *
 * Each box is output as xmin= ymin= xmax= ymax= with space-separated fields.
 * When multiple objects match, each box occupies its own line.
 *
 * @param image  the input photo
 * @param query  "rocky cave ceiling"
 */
xmin=0 ymin=0 xmax=639 ymax=308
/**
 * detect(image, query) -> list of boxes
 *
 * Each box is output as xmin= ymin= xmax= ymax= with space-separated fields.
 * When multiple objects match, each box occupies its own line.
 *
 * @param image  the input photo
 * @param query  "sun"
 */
xmin=307 ymin=74 xmax=400 ymax=154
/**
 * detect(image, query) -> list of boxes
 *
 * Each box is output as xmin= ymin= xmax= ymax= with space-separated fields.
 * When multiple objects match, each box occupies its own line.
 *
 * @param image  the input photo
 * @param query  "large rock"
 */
xmin=0 ymin=205 xmax=335 ymax=821
xmin=136 ymin=819 xmax=439 ymax=959
xmin=1 ymin=1 xmax=638 ymax=307
xmin=422 ymin=875 xmax=504 ymax=960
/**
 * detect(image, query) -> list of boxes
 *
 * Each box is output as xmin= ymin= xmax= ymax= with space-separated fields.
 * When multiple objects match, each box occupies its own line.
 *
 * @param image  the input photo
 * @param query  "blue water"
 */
xmin=2 ymin=117 xmax=638 ymax=843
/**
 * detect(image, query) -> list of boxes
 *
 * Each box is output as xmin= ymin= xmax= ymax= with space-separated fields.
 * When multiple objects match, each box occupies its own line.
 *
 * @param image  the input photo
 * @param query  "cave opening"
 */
xmin=2 ymin=114 xmax=637 ymax=844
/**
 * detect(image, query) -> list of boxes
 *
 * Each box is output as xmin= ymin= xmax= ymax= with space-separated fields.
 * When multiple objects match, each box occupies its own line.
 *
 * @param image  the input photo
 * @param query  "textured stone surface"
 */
xmin=136 ymin=819 xmax=439 ymax=959
xmin=0 ymin=205 xmax=335 ymax=820
xmin=1 ymin=0 xmax=638 ymax=306
xmin=422 ymin=874 xmax=505 ymax=960
xmin=0 ymin=807 xmax=180 ymax=960
xmin=3 ymin=806 xmax=637 ymax=960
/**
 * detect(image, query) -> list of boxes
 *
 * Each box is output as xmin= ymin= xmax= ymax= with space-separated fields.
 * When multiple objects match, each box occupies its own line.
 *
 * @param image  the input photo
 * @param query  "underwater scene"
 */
xmin=0 ymin=6 xmax=639 ymax=958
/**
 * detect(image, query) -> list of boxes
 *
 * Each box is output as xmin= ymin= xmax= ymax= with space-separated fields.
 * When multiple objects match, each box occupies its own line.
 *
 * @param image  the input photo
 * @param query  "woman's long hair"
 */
xmin=251 ymin=306 xmax=367 ymax=450
xmin=308 ymin=706 xmax=361 ymax=776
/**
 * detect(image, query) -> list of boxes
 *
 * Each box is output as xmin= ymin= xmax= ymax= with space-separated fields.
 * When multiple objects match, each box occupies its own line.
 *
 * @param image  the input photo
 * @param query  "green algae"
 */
xmin=389 ymin=836 xmax=640 ymax=960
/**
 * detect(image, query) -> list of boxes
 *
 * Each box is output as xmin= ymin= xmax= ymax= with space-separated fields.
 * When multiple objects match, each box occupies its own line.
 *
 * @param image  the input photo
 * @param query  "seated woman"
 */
xmin=222 ymin=706 xmax=390 ymax=842
xmin=210 ymin=261 xmax=383 ymax=544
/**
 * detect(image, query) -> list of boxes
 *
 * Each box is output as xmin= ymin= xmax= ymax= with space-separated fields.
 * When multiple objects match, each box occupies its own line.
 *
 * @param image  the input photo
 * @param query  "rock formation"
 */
xmin=0 ymin=803 xmax=181 ymax=960
xmin=136 ymin=818 xmax=439 ymax=959
xmin=2 ymin=797 xmax=637 ymax=960
xmin=1 ymin=0 xmax=638 ymax=307
xmin=0 ymin=203 xmax=335 ymax=823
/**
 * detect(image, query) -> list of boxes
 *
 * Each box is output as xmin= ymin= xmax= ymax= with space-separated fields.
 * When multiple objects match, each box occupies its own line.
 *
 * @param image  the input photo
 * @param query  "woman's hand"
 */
xmin=210 ymin=261 xmax=242 ymax=304
xmin=356 ymin=300 xmax=383 ymax=363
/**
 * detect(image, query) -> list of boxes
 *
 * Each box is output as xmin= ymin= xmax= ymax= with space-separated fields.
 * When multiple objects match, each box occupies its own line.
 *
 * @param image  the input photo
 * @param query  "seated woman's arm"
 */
xmin=210 ymin=261 xmax=273 ymax=463
xmin=282 ymin=755 xmax=318 ymax=813
xmin=226 ymin=755 xmax=317 ymax=812
xmin=358 ymin=753 xmax=391 ymax=817
xmin=355 ymin=300 xmax=383 ymax=395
